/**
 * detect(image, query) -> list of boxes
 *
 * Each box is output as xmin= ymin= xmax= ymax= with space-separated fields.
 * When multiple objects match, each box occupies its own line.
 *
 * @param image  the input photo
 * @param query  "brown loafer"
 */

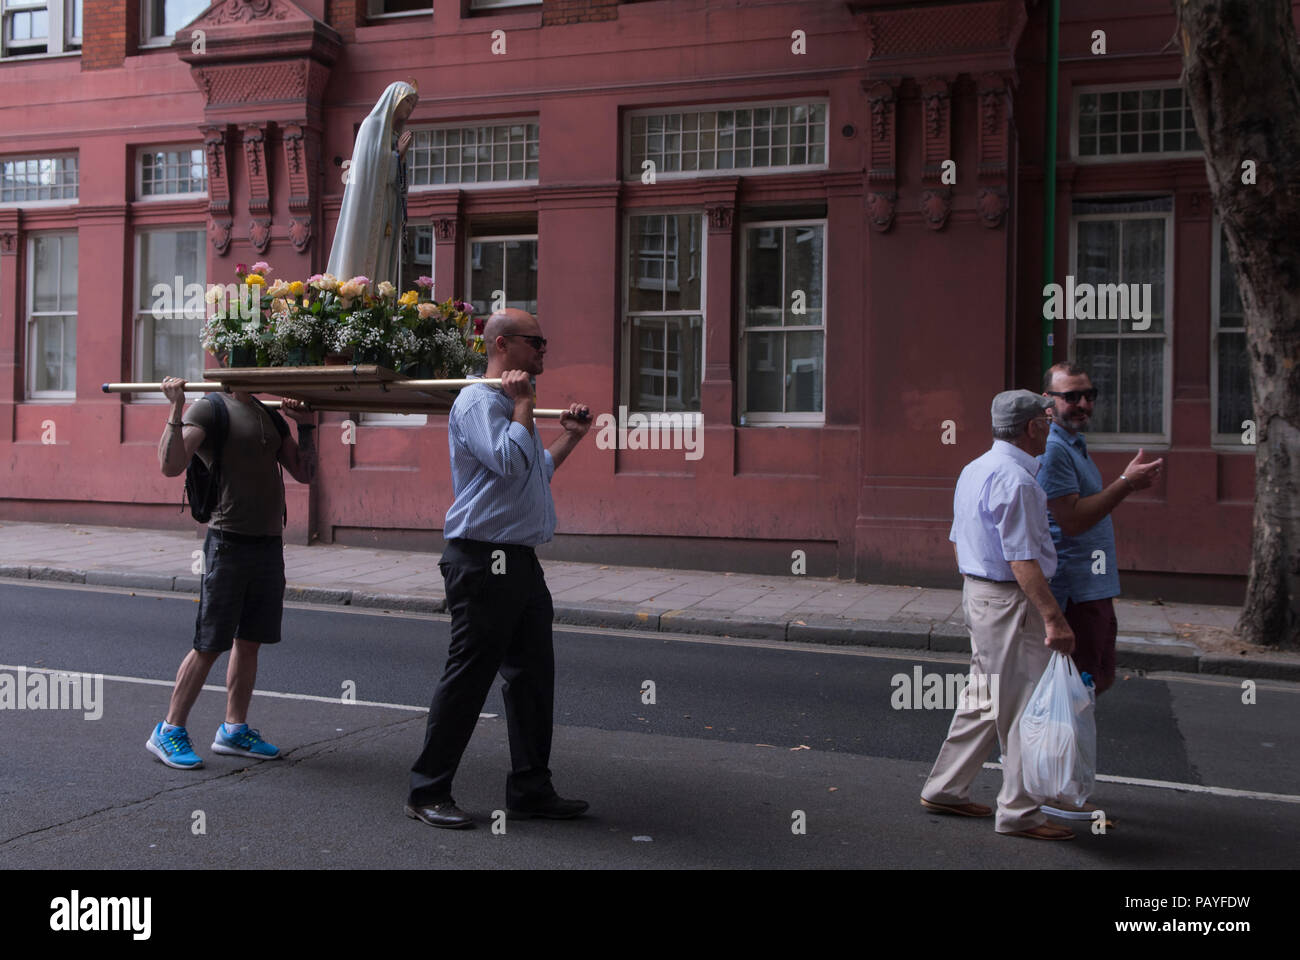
xmin=1005 ymin=822 xmax=1075 ymax=840
xmin=920 ymin=798 xmax=993 ymax=817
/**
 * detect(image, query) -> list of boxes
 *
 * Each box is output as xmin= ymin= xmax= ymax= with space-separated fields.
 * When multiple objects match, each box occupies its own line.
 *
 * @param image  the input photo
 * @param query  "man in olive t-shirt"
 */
xmin=145 ymin=377 xmax=318 ymax=770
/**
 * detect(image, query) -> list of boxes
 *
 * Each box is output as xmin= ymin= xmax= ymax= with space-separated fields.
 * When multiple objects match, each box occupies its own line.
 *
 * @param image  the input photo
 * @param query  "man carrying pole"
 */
xmin=405 ymin=309 xmax=593 ymax=829
xmin=146 ymin=376 xmax=316 ymax=769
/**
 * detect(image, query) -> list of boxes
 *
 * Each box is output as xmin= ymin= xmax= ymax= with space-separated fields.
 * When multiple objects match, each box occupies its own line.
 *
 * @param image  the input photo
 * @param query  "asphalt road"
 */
xmin=1 ymin=580 xmax=1296 ymax=870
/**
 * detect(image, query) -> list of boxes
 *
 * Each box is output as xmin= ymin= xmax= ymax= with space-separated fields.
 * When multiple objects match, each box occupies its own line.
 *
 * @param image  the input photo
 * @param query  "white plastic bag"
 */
xmin=1019 ymin=651 xmax=1096 ymax=806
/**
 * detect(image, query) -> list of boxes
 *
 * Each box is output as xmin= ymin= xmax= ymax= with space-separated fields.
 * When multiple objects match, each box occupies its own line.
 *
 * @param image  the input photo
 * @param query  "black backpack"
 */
xmin=182 ymin=393 xmax=289 ymax=524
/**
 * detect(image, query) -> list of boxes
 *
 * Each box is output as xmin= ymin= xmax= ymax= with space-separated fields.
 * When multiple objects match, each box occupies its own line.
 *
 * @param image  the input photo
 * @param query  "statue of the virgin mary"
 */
xmin=327 ymin=80 xmax=419 ymax=290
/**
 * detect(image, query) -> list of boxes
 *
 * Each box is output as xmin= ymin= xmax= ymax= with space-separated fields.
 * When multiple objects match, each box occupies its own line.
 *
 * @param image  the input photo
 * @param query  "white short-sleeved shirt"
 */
xmin=950 ymin=440 xmax=1057 ymax=582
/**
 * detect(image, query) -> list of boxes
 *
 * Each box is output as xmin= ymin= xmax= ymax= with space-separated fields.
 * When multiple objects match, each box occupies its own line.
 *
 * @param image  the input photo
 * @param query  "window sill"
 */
xmin=0 ymin=200 xmax=79 ymax=209
xmin=1211 ymin=441 xmax=1256 ymax=454
xmin=0 ymin=51 xmax=79 ymax=63
xmin=1082 ymin=438 xmax=1171 ymax=452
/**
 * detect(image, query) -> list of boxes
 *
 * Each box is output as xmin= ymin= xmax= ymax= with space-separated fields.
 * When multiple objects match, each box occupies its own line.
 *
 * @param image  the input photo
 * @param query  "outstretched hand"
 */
xmin=1123 ymin=448 xmax=1164 ymax=490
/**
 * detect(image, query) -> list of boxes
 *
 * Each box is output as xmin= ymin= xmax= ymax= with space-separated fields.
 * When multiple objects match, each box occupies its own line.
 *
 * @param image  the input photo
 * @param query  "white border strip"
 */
xmin=981 ymin=763 xmax=1300 ymax=805
xmin=0 ymin=664 xmax=495 ymax=718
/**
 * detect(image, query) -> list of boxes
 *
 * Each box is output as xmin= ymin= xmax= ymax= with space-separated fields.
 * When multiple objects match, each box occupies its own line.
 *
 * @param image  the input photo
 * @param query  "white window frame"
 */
xmin=465 ymin=233 xmax=538 ymax=318
xmin=1072 ymin=81 xmax=1203 ymax=164
xmin=140 ymin=0 xmax=206 ymax=47
xmin=365 ymin=0 xmax=431 ymax=20
xmin=624 ymin=99 xmax=830 ymax=182
xmin=470 ymin=0 xmax=541 ymax=9
xmin=738 ymin=218 xmax=827 ymax=426
xmin=136 ymin=144 xmax=208 ymax=201
xmin=0 ymin=153 xmax=78 ymax=207
xmin=1067 ymin=205 xmax=1174 ymax=448
xmin=621 ymin=210 xmax=706 ymax=418
xmin=1211 ymin=219 xmax=1252 ymax=450
xmin=132 ymin=227 xmax=206 ymax=401
xmin=1 ymin=0 xmax=80 ymax=58
xmin=26 ymin=232 xmax=77 ymax=400
xmin=407 ymin=120 xmax=539 ymax=191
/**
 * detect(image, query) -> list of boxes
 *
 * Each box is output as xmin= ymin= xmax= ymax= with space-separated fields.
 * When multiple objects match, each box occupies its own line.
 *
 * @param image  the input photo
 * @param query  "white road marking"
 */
xmin=980 ymin=762 xmax=1300 ymax=805
xmin=0 ymin=664 xmax=492 ymax=718
xmin=4 ymin=660 xmax=1295 ymax=804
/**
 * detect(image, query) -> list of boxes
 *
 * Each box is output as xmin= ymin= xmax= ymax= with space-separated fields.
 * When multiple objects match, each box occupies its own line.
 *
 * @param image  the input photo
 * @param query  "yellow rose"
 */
xmin=245 ymin=274 xmax=266 ymax=286
xmin=288 ymin=281 xmax=305 ymax=296
xmin=399 ymin=290 xmax=419 ymax=307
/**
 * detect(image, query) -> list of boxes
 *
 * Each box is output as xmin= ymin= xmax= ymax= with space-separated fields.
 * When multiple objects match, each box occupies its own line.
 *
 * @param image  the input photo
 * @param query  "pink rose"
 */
xmin=416 ymin=275 xmax=434 ymax=290
xmin=250 ymin=261 xmax=270 ymax=274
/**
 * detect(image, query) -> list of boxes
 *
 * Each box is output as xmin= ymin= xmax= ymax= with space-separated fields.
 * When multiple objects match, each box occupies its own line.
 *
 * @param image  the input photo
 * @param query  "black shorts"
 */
xmin=193 ymin=529 xmax=285 ymax=653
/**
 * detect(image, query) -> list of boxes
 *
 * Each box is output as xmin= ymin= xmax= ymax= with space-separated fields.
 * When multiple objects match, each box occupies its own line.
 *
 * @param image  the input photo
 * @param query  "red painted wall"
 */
xmin=0 ymin=0 xmax=1259 ymax=589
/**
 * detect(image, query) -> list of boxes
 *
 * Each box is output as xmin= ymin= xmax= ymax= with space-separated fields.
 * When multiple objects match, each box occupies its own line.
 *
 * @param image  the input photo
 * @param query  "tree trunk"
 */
xmin=1176 ymin=0 xmax=1300 ymax=647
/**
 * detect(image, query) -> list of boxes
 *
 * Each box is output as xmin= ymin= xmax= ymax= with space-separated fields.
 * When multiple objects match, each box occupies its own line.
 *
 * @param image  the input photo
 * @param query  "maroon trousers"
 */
xmin=1064 ymin=597 xmax=1118 ymax=695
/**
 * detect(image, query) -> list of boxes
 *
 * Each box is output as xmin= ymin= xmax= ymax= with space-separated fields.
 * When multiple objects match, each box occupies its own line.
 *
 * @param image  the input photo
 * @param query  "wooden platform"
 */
xmin=202 ymin=365 xmax=463 ymax=414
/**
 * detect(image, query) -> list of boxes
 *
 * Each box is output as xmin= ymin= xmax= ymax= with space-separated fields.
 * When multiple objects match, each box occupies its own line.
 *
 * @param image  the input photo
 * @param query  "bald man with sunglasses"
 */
xmin=406 ymin=308 xmax=592 ymax=830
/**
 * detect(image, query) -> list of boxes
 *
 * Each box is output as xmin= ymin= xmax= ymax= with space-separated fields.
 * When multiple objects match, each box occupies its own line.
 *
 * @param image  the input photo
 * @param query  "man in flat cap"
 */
xmin=920 ymin=389 xmax=1077 ymax=840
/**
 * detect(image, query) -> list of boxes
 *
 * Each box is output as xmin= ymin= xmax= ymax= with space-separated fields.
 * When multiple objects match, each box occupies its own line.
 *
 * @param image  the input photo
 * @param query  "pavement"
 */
xmin=1 ymin=520 xmax=1296 ymax=681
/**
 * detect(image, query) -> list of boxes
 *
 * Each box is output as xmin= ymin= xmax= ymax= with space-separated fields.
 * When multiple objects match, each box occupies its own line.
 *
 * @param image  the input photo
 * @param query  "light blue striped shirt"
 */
xmin=950 ymin=440 xmax=1057 ymax=581
xmin=443 ymin=382 xmax=556 ymax=546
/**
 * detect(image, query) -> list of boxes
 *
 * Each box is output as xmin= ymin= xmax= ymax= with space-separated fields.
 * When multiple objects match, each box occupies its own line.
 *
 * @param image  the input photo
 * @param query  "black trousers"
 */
xmin=408 ymin=539 xmax=556 ymax=807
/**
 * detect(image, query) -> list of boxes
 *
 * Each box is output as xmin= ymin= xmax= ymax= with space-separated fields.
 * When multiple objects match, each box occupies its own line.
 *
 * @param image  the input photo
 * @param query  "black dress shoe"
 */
xmin=507 ymin=796 xmax=589 ymax=820
xmin=405 ymin=800 xmax=474 ymax=829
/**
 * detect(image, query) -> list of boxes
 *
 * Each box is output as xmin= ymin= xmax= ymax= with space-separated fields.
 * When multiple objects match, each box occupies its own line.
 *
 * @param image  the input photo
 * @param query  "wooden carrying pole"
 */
xmin=101 ymin=379 xmax=581 ymax=418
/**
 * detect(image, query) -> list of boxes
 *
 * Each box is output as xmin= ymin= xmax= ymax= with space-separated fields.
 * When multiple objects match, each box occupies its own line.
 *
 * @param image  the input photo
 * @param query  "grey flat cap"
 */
xmin=991 ymin=389 xmax=1051 ymax=429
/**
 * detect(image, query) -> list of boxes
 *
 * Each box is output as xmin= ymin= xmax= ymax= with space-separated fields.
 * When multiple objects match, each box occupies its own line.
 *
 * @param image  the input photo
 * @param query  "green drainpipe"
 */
xmin=1041 ymin=0 xmax=1060 ymax=378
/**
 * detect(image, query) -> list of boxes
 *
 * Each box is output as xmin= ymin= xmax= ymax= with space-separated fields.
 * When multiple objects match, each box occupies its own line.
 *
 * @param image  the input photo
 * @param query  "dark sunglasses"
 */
xmin=502 ymin=334 xmax=547 ymax=350
xmin=1046 ymin=388 xmax=1098 ymax=404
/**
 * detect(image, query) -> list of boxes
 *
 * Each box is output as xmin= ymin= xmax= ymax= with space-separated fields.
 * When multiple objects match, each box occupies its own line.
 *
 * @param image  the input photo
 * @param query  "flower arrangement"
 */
xmin=201 ymin=262 xmax=485 ymax=377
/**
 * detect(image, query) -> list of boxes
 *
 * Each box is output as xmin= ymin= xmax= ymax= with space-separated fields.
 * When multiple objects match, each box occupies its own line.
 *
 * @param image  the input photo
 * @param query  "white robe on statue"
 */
xmin=327 ymin=82 xmax=417 ymax=289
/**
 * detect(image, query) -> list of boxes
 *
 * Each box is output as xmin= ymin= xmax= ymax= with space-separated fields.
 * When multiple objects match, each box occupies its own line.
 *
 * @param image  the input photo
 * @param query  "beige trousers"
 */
xmin=922 ymin=577 xmax=1052 ymax=833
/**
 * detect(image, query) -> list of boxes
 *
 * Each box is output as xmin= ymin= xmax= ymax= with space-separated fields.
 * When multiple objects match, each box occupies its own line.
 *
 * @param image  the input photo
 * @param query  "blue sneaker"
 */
xmin=146 ymin=722 xmax=204 ymax=769
xmin=211 ymin=723 xmax=280 ymax=760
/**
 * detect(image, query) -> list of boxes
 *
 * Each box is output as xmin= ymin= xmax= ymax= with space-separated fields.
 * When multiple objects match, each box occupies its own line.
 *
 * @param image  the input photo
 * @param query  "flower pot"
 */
xmin=354 ymin=345 xmax=393 ymax=369
xmin=228 ymin=346 xmax=255 ymax=368
xmin=401 ymin=361 xmax=437 ymax=380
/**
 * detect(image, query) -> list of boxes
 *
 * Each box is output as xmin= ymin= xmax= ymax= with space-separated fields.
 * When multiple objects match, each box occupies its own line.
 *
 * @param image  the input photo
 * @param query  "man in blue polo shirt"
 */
xmin=405 ymin=308 xmax=592 ymax=830
xmin=1037 ymin=362 xmax=1163 ymax=700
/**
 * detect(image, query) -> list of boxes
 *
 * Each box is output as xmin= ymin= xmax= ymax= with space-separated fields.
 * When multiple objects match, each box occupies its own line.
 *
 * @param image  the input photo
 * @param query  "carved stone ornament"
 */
xmin=249 ymin=217 xmax=272 ymax=253
xmin=980 ymin=86 xmax=1001 ymax=136
xmin=976 ymin=187 xmax=1008 ymax=229
xmin=0 ymin=231 xmax=16 ymax=255
xmin=209 ymin=218 xmax=233 ymax=255
xmin=867 ymin=192 xmax=896 ymax=233
xmin=208 ymin=0 xmax=288 ymax=25
xmin=434 ymin=218 xmax=457 ymax=242
xmin=919 ymin=188 xmax=951 ymax=231
xmin=706 ymin=205 xmax=734 ymax=231
xmin=289 ymin=216 xmax=312 ymax=253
